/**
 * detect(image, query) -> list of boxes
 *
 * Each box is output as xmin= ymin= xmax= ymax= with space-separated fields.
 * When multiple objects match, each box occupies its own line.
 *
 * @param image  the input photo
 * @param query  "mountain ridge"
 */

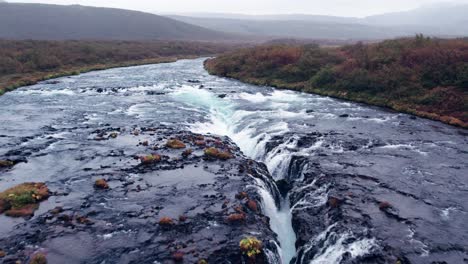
xmin=0 ymin=3 xmax=243 ymax=41
xmin=168 ymin=4 xmax=468 ymax=39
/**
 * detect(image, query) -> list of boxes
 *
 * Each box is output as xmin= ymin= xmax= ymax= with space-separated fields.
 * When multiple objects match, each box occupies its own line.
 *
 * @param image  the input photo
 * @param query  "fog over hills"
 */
xmin=0 ymin=3 xmax=240 ymax=41
xmin=168 ymin=3 xmax=468 ymax=39
xmin=168 ymin=15 xmax=404 ymax=40
xmin=0 ymin=1 xmax=466 ymax=42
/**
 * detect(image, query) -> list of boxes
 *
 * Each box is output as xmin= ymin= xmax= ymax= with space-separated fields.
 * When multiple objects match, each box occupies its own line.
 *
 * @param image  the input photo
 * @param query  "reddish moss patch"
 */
xmin=166 ymin=139 xmax=186 ymax=149
xmin=5 ymin=204 xmax=40 ymax=217
xmin=0 ymin=250 xmax=6 ymax=258
xmin=182 ymin=149 xmax=193 ymax=157
xmin=94 ymin=179 xmax=109 ymax=190
xmin=172 ymin=251 xmax=184 ymax=262
xmin=247 ymin=200 xmax=258 ymax=212
xmin=159 ymin=217 xmax=174 ymax=226
xmin=226 ymin=213 xmax=246 ymax=223
xmin=235 ymin=191 xmax=248 ymax=200
xmin=328 ymin=197 xmax=341 ymax=208
xmin=30 ymin=253 xmax=47 ymax=264
xmin=194 ymin=140 xmax=206 ymax=146
xmin=0 ymin=182 xmax=49 ymax=217
xmin=139 ymin=154 xmax=161 ymax=164
xmin=204 ymin=147 xmax=233 ymax=160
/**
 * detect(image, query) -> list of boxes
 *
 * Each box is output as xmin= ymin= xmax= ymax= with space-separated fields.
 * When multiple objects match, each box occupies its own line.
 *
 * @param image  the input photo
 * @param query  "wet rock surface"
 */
xmin=0 ymin=127 xmax=279 ymax=263
xmin=266 ymin=130 xmax=468 ymax=264
xmin=0 ymin=58 xmax=467 ymax=264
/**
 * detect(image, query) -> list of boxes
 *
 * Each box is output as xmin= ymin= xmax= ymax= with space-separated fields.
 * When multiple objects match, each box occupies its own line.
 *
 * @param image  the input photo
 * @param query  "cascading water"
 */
xmin=172 ymin=85 xmax=299 ymax=263
xmin=2 ymin=59 xmax=466 ymax=263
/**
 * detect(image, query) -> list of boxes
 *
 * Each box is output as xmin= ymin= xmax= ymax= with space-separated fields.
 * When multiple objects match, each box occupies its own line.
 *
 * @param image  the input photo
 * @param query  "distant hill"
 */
xmin=169 ymin=4 xmax=468 ymax=40
xmin=168 ymin=15 xmax=407 ymax=40
xmin=0 ymin=3 xmax=240 ymax=41
xmin=364 ymin=3 xmax=468 ymax=36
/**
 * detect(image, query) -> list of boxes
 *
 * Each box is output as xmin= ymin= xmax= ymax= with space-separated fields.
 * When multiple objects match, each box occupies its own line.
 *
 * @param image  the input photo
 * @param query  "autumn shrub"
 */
xmin=239 ymin=237 xmax=262 ymax=259
xmin=204 ymin=147 xmax=233 ymax=160
xmin=206 ymin=36 xmax=468 ymax=127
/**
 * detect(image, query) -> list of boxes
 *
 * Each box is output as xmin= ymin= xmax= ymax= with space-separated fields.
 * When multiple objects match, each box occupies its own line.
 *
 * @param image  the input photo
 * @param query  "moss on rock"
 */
xmin=0 ymin=183 xmax=49 ymax=217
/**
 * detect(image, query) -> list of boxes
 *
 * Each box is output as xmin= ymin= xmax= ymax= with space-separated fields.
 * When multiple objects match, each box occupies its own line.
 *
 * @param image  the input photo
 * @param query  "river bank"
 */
xmin=0 ymin=56 xmax=186 ymax=96
xmin=204 ymin=37 xmax=468 ymax=129
xmin=0 ymin=59 xmax=467 ymax=263
xmin=0 ymin=39 xmax=242 ymax=96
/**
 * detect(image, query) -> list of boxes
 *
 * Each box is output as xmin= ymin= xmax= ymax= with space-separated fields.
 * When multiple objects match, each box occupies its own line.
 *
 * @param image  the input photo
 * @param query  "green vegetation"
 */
xmin=0 ymin=39 xmax=239 ymax=95
xmin=239 ymin=237 xmax=262 ymax=259
xmin=0 ymin=182 xmax=49 ymax=217
xmin=30 ymin=253 xmax=47 ymax=264
xmin=140 ymin=154 xmax=162 ymax=164
xmin=206 ymin=36 xmax=468 ymax=128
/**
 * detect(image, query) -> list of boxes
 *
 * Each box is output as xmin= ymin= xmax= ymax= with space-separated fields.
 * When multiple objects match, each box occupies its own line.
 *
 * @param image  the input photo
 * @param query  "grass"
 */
xmin=205 ymin=36 xmax=468 ymax=128
xmin=0 ymin=39 xmax=242 ymax=95
xmin=0 ymin=57 xmax=186 ymax=96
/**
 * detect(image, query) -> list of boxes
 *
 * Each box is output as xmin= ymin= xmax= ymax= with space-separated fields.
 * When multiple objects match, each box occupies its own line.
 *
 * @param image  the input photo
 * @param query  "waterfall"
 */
xmin=172 ymin=85 xmax=298 ymax=263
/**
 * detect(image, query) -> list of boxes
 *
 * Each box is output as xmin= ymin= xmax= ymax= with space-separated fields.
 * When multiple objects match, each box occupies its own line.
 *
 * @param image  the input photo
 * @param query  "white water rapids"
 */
xmin=172 ymin=85 xmax=298 ymax=263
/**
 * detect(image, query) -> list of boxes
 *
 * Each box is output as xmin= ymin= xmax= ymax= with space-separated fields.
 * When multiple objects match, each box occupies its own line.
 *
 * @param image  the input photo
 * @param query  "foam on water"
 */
xmin=299 ymin=224 xmax=377 ymax=264
xmin=172 ymin=86 xmax=298 ymax=263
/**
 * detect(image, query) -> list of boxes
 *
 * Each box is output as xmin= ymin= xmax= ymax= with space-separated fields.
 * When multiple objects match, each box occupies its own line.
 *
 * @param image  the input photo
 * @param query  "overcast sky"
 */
xmin=6 ymin=0 xmax=468 ymax=17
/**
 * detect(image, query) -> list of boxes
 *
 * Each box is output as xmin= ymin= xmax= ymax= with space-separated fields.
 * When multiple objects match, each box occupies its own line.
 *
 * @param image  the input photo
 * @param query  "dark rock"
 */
xmin=0 ymin=128 xmax=280 ymax=263
xmin=275 ymin=179 xmax=292 ymax=197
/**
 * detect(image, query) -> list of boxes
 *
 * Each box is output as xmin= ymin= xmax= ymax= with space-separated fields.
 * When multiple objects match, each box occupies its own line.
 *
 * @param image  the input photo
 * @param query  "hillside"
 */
xmin=0 ymin=3 xmax=238 ymax=41
xmin=0 ymin=40 xmax=240 ymax=95
xmin=169 ymin=16 xmax=404 ymax=40
xmin=205 ymin=36 xmax=468 ymax=128
xmin=169 ymin=4 xmax=468 ymax=40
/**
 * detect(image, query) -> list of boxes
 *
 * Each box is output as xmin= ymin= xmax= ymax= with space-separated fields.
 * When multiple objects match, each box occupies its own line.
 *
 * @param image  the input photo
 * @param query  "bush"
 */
xmin=309 ymin=66 xmax=336 ymax=88
xmin=239 ymin=237 xmax=262 ymax=259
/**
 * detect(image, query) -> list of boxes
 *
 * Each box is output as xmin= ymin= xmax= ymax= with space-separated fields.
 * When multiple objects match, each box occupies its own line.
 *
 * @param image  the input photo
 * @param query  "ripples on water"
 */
xmin=0 ymin=58 xmax=467 ymax=263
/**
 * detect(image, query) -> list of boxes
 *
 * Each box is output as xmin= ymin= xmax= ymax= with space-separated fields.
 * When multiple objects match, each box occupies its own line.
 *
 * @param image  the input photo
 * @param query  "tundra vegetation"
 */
xmin=206 ymin=36 xmax=468 ymax=128
xmin=0 ymin=40 xmax=240 ymax=95
xmin=0 ymin=183 xmax=49 ymax=217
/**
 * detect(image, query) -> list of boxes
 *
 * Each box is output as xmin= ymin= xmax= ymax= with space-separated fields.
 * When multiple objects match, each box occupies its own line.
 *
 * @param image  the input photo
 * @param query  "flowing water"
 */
xmin=0 ymin=58 xmax=467 ymax=263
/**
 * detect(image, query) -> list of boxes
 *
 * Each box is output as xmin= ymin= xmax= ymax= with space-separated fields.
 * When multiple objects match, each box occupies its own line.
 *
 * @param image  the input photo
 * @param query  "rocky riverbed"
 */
xmin=0 ymin=126 xmax=280 ymax=263
xmin=0 ymin=58 xmax=467 ymax=264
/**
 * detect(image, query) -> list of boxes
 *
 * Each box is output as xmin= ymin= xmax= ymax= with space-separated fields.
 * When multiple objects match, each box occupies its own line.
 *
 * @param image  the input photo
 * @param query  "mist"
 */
xmin=6 ymin=0 xmax=468 ymax=17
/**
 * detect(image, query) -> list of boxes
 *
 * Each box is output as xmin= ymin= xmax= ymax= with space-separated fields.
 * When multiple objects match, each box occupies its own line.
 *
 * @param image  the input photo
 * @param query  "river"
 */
xmin=0 ymin=58 xmax=467 ymax=263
